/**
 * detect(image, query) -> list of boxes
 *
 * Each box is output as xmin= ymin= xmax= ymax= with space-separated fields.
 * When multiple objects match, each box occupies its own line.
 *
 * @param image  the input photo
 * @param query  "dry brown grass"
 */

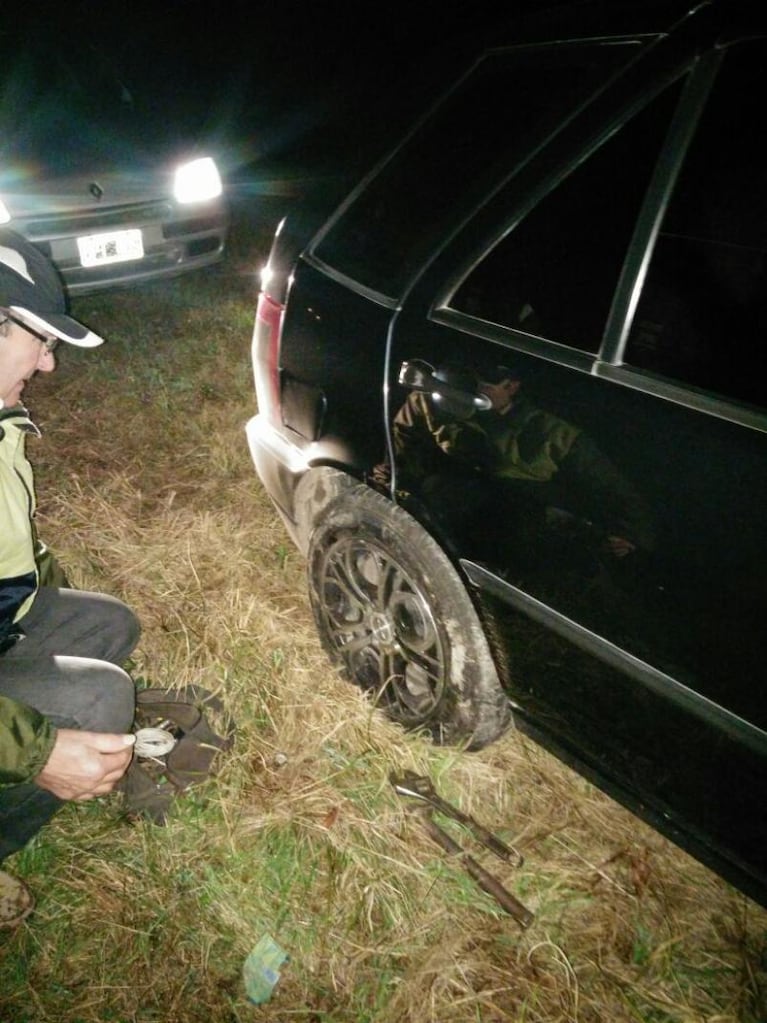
xmin=1 ymin=210 xmax=765 ymax=1022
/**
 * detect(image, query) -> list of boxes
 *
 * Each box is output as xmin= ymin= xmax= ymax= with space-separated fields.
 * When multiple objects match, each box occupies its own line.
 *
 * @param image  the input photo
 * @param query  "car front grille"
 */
xmin=23 ymin=201 xmax=174 ymax=240
xmin=163 ymin=214 xmax=222 ymax=239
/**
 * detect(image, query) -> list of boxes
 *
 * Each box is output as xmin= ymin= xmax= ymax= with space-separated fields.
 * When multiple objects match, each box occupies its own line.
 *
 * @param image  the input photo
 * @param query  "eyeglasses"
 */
xmin=0 ymin=312 xmax=59 ymax=352
xmin=38 ymin=334 xmax=59 ymax=354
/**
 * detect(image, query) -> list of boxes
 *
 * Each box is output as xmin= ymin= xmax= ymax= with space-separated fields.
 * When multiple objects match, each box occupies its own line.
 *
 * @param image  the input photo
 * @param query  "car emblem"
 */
xmin=89 ymin=181 xmax=104 ymax=200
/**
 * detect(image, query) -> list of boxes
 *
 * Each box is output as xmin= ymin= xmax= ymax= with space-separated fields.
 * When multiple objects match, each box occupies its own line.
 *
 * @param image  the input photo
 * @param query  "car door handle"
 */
xmin=398 ymin=360 xmax=491 ymax=411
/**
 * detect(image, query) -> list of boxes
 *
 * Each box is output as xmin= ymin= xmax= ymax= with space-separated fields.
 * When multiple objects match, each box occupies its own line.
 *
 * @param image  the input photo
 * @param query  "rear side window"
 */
xmin=313 ymin=43 xmax=636 ymax=297
xmin=451 ymin=79 xmax=683 ymax=353
xmin=625 ymin=41 xmax=767 ymax=410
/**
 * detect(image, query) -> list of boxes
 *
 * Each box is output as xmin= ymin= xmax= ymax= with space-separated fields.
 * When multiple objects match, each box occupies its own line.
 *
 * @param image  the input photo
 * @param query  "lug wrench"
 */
xmin=390 ymin=770 xmax=523 ymax=866
xmin=390 ymin=771 xmax=533 ymax=928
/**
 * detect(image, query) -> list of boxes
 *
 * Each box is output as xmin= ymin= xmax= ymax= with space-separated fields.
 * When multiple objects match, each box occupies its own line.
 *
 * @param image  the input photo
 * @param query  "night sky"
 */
xmin=10 ymin=1 xmax=577 ymax=209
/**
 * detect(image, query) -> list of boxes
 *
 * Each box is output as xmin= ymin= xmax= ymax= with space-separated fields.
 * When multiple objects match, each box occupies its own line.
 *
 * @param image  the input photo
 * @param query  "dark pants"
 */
xmin=0 ymin=588 xmax=139 ymax=862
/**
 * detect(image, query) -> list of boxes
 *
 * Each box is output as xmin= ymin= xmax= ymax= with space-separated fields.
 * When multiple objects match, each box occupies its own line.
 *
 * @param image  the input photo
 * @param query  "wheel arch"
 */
xmin=293 ymin=465 xmax=363 ymax=555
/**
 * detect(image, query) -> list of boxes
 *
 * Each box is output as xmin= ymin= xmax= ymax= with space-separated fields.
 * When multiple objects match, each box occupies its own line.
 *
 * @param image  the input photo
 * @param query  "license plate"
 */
xmin=77 ymin=229 xmax=144 ymax=267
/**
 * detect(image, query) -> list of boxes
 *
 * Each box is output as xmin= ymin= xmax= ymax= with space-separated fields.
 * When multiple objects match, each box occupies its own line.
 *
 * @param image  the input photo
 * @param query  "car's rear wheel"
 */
xmin=307 ymin=484 xmax=511 ymax=749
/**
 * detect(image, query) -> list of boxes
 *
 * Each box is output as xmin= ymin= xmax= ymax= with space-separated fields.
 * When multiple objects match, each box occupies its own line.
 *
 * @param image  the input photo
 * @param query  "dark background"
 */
xmin=12 ymin=2 xmax=575 ymax=202
xmin=7 ymin=1 xmax=605 ymax=230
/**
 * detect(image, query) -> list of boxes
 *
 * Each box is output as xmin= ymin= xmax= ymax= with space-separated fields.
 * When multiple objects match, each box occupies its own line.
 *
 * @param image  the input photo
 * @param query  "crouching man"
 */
xmin=0 ymin=229 xmax=137 ymax=928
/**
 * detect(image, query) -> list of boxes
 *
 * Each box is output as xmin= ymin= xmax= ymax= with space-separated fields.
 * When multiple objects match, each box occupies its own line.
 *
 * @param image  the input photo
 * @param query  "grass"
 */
xmin=1 ymin=204 xmax=766 ymax=1022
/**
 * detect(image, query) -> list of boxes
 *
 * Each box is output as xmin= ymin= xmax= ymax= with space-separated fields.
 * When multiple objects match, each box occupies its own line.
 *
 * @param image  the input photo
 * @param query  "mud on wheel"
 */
xmin=307 ymin=484 xmax=511 ymax=750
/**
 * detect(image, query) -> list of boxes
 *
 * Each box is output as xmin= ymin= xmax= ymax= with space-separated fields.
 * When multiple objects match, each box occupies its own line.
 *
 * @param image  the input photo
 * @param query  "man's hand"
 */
xmin=35 ymin=730 xmax=136 ymax=801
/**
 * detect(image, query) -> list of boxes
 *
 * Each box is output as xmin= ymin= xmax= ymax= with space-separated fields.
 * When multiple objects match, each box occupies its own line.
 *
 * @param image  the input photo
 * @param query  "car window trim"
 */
xmin=302 ymin=252 xmax=401 ymax=311
xmin=593 ymin=362 xmax=767 ymax=433
xmin=601 ymin=47 xmax=723 ymax=363
xmin=431 ymin=306 xmax=597 ymax=373
xmin=432 ymin=305 xmax=767 ymax=433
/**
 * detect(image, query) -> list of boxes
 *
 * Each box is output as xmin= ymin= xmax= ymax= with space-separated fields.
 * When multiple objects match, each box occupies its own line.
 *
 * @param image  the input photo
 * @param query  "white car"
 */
xmin=0 ymin=38 xmax=228 ymax=294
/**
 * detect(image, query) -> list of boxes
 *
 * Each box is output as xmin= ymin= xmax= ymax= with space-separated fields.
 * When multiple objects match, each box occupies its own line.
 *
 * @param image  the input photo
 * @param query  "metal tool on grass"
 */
xmin=390 ymin=770 xmax=533 ymax=929
xmin=390 ymin=770 xmax=523 ymax=865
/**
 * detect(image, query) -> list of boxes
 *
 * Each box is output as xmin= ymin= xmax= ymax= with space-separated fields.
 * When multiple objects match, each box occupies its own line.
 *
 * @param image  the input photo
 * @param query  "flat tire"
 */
xmin=307 ymin=484 xmax=511 ymax=749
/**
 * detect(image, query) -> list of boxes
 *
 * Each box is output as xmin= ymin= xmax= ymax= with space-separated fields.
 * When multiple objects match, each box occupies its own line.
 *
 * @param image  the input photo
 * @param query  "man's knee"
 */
xmin=58 ymin=660 xmax=136 ymax=734
xmin=106 ymin=598 xmax=142 ymax=665
xmin=72 ymin=590 xmax=141 ymax=665
xmin=9 ymin=588 xmax=142 ymax=665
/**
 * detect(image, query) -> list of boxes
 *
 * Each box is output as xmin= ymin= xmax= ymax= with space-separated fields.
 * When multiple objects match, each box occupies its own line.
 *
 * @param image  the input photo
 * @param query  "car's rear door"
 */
xmin=385 ymin=25 xmax=767 ymax=903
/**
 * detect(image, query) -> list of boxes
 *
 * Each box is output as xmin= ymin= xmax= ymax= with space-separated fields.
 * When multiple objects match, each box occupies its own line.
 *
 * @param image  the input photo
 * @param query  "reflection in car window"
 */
xmin=451 ymin=80 xmax=683 ymax=353
xmin=313 ymin=43 xmax=633 ymax=298
xmin=626 ymin=42 xmax=767 ymax=411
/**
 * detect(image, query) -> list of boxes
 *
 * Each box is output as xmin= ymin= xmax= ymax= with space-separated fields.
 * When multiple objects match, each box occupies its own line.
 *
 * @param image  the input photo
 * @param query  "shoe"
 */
xmin=0 ymin=869 xmax=34 ymax=928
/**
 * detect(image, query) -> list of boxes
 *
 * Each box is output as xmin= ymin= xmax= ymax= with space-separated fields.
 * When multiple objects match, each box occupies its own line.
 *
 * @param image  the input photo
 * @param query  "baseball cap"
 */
xmin=0 ymin=228 xmax=104 ymax=347
xmin=475 ymin=362 xmax=521 ymax=385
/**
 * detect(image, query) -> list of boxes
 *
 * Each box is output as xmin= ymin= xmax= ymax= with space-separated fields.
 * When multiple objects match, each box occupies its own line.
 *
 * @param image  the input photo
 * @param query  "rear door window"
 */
xmin=450 ymin=80 xmax=683 ymax=353
xmin=624 ymin=40 xmax=767 ymax=410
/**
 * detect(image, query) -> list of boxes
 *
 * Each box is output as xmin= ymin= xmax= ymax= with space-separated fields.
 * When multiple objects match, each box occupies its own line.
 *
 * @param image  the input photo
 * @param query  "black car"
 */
xmin=246 ymin=0 xmax=767 ymax=907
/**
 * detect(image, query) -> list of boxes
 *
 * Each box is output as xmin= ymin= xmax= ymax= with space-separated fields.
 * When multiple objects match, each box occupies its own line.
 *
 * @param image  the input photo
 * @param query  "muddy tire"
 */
xmin=307 ymin=484 xmax=511 ymax=749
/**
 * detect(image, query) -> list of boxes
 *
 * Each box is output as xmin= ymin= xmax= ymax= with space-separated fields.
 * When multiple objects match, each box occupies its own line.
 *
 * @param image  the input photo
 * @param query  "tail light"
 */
xmin=253 ymin=289 xmax=285 ymax=426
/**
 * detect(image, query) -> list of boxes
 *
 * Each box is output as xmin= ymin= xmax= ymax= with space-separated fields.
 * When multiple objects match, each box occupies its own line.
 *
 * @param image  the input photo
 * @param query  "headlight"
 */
xmin=0 ymin=198 xmax=10 ymax=224
xmin=173 ymin=157 xmax=223 ymax=204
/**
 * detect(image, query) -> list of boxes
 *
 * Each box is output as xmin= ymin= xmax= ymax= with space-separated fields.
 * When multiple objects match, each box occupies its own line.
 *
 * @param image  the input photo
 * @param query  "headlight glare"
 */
xmin=0 ymin=198 xmax=11 ymax=224
xmin=173 ymin=157 xmax=222 ymax=204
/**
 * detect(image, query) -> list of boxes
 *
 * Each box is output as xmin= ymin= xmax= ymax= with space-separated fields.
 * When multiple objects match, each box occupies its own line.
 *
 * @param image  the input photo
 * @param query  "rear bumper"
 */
xmin=245 ymin=414 xmax=309 ymax=542
xmin=245 ymin=414 xmax=364 ymax=553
